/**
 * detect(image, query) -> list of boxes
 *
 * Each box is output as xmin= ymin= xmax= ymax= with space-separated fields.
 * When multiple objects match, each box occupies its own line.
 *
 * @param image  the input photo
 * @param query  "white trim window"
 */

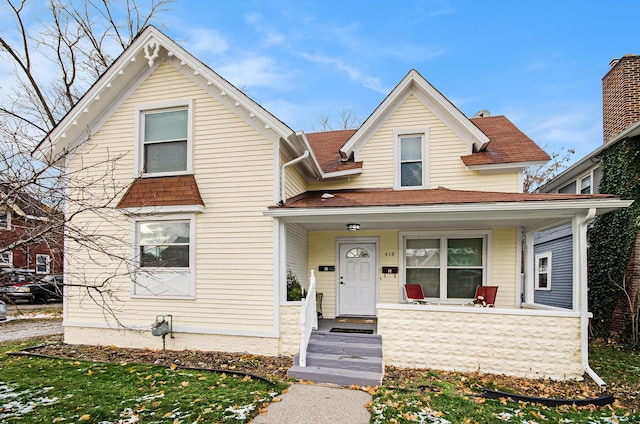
xmin=402 ymin=231 xmax=489 ymax=300
xmin=395 ymin=129 xmax=429 ymax=189
xmin=535 ymin=252 xmax=552 ymax=290
xmin=35 ymin=254 xmax=50 ymax=274
xmin=0 ymin=211 xmax=11 ymax=230
xmin=137 ymin=100 xmax=193 ymax=177
xmin=0 ymin=251 xmax=12 ymax=267
xmin=132 ymin=215 xmax=195 ymax=298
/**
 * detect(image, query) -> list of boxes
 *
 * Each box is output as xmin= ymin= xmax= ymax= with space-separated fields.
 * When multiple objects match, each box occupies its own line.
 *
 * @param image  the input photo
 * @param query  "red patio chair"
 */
xmin=474 ymin=285 xmax=498 ymax=307
xmin=404 ymin=284 xmax=428 ymax=304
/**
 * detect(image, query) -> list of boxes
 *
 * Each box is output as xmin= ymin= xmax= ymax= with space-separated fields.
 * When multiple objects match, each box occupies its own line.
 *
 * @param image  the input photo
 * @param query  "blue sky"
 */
xmin=1 ymin=0 xmax=639 ymax=164
xmin=157 ymin=0 xmax=639 ymax=163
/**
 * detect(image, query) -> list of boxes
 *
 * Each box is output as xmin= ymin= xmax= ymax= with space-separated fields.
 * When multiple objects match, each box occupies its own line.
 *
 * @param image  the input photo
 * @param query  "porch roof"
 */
xmin=265 ymin=188 xmax=632 ymax=231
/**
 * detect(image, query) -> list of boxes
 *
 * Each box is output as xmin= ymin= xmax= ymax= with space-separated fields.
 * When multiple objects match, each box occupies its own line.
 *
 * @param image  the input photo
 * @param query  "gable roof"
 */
xmin=339 ymin=69 xmax=490 ymax=160
xmin=462 ymin=116 xmax=550 ymax=168
xmin=41 ymin=26 xmax=295 ymax=164
xmin=305 ymin=130 xmax=362 ymax=174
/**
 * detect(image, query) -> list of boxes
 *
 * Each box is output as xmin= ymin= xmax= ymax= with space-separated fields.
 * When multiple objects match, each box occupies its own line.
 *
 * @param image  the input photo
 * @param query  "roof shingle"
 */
xmin=116 ymin=175 xmax=204 ymax=209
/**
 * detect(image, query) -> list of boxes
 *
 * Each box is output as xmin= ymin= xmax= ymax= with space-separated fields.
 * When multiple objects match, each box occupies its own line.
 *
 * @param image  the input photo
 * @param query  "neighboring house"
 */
xmin=0 ymin=184 xmax=64 ymax=278
xmin=539 ymin=54 xmax=640 ymax=333
xmin=42 ymin=26 xmax=631 ymax=386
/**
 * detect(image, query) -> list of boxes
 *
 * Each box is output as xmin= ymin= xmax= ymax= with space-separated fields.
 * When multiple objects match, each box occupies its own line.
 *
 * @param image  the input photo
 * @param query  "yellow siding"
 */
xmin=281 ymin=151 xmax=308 ymax=199
xmin=308 ymin=94 xmax=519 ymax=192
xmin=65 ymin=60 xmax=277 ymax=338
xmin=491 ymin=228 xmax=518 ymax=307
xmin=305 ymin=228 xmax=518 ymax=315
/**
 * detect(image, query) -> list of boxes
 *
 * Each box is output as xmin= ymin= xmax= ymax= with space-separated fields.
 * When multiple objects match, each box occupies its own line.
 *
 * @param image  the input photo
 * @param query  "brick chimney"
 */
xmin=602 ymin=54 xmax=640 ymax=143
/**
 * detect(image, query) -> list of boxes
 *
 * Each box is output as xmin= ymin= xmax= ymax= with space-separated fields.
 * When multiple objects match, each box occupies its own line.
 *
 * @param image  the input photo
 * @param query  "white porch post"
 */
xmin=524 ymin=230 xmax=535 ymax=304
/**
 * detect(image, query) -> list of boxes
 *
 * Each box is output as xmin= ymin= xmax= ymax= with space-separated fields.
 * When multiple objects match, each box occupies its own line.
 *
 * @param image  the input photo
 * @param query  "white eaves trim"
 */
xmin=264 ymin=198 xmax=633 ymax=218
xmin=44 ymin=26 xmax=295 ymax=165
xmin=466 ymin=160 xmax=549 ymax=173
xmin=340 ymin=69 xmax=490 ymax=160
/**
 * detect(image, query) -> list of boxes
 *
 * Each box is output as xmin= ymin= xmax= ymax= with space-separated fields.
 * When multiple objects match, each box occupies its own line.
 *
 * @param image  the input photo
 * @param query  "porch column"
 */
xmin=523 ymin=230 xmax=535 ymax=304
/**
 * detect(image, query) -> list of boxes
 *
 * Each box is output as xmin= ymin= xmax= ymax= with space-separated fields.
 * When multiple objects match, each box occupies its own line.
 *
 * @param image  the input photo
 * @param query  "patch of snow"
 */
xmin=0 ymin=381 xmax=59 ymax=420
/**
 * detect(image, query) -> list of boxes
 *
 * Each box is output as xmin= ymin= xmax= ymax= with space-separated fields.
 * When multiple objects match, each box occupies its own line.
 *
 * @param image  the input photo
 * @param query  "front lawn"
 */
xmin=0 ymin=338 xmax=286 ymax=423
xmin=372 ymin=343 xmax=640 ymax=423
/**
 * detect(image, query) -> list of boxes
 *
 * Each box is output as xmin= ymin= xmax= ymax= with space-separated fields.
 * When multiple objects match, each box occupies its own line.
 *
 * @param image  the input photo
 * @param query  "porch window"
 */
xmin=137 ymin=100 xmax=192 ymax=176
xmin=535 ymin=252 xmax=552 ymax=290
xmin=395 ymin=129 xmax=429 ymax=189
xmin=0 ymin=211 xmax=10 ymax=230
xmin=132 ymin=215 xmax=195 ymax=298
xmin=403 ymin=232 xmax=487 ymax=300
xmin=36 ymin=254 xmax=50 ymax=274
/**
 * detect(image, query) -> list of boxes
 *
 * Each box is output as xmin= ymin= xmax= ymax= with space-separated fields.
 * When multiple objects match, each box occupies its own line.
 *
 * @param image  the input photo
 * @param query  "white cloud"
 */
xmin=243 ymin=12 xmax=287 ymax=47
xmin=182 ymin=27 xmax=229 ymax=56
xmin=217 ymin=55 xmax=291 ymax=89
xmin=299 ymin=53 xmax=389 ymax=94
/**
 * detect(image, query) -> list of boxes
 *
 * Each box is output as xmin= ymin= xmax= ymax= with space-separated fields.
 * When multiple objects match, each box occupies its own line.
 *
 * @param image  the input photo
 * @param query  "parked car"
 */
xmin=0 ymin=299 xmax=6 ymax=321
xmin=0 ymin=274 xmax=63 ymax=303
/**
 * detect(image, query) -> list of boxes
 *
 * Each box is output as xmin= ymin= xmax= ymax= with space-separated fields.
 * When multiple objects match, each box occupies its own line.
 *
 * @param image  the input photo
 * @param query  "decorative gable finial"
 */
xmin=143 ymin=41 xmax=161 ymax=67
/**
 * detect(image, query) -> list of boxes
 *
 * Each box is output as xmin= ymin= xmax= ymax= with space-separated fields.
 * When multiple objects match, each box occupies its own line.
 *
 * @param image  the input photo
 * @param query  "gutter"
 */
xmin=280 ymin=150 xmax=309 ymax=205
xmin=578 ymin=208 xmax=606 ymax=391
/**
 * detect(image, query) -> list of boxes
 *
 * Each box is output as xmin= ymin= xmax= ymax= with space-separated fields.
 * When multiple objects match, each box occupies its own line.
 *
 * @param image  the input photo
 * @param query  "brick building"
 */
xmin=0 ymin=184 xmax=64 ymax=278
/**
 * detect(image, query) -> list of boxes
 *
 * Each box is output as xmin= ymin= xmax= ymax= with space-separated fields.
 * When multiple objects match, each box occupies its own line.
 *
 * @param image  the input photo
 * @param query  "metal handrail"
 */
xmin=298 ymin=269 xmax=317 ymax=367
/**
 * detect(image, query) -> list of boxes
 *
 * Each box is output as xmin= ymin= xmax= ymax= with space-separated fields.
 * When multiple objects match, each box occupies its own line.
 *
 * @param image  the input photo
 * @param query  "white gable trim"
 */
xmin=340 ymin=69 xmax=489 ymax=161
xmin=44 ymin=26 xmax=294 ymax=165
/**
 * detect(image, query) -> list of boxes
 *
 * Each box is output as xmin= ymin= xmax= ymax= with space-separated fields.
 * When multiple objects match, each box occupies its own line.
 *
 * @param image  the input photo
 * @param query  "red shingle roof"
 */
xmin=274 ymin=187 xmax=615 ymax=209
xmin=305 ymin=130 xmax=362 ymax=173
xmin=116 ymin=175 xmax=204 ymax=209
xmin=463 ymin=116 xmax=550 ymax=166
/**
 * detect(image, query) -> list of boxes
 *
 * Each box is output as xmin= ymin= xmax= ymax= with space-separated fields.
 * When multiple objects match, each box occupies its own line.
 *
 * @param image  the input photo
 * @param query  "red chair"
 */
xmin=474 ymin=286 xmax=498 ymax=307
xmin=404 ymin=284 xmax=428 ymax=304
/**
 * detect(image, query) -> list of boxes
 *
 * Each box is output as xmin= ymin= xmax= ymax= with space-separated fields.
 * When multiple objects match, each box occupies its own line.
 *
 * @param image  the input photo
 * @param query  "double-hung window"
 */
xmin=132 ymin=215 xmax=195 ymax=298
xmin=138 ymin=100 xmax=192 ymax=176
xmin=580 ymin=175 xmax=592 ymax=194
xmin=403 ymin=232 xmax=488 ymax=300
xmin=395 ymin=129 xmax=429 ymax=189
xmin=36 ymin=254 xmax=50 ymax=274
xmin=0 ymin=211 xmax=10 ymax=230
xmin=535 ymin=252 xmax=552 ymax=290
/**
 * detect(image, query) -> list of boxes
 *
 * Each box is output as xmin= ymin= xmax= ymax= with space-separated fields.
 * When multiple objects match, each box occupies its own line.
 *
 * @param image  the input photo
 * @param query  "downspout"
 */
xmin=280 ymin=150 xmax=309 ymax=206
xmin=578 ymin=208 xmax=606 ymax=391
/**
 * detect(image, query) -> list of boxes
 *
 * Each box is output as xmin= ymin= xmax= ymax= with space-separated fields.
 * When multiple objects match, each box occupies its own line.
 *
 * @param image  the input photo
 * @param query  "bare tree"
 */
xmin=523 ymin=146 xmax=574 ymax=193
xmin=0 ymin=0 xmax=173 ymax=316
xmin=313 ymin=107 xmax=361 ymax=132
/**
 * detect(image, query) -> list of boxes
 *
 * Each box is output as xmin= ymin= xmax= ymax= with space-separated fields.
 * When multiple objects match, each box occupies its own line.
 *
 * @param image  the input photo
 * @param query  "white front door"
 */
xmin=338 ymin=242 xmax=377 ymax=316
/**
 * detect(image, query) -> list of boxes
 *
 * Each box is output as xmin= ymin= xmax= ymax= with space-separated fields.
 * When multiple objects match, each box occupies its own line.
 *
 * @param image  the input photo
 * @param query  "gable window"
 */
xmin=0 ymin=211 xmax=10 ymax=230
xmin=36 ymin=254 xmax=50 ymax=274
xmin=138 ymin=100 xmax=192 ymax=176
xmin=395 ymin=129 xmax=429 ymax=189
xmin=0 ymin=251 xmax=12 ymax=267
xmin=535 ymin=252 xmax=552 ymax=290
xmin=132 ymin=215 xmax=195 ymax=298
xmin=402 ymin=231 xmax=489 ymax=300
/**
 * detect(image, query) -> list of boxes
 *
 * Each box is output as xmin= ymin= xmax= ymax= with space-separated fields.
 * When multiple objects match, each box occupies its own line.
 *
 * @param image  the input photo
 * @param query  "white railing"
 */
xmin=298 ymin=269 xmax=318 ymax=367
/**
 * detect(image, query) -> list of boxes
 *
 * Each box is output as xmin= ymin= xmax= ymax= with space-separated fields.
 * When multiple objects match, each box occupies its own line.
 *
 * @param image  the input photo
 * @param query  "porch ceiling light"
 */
xmin=347 ymin=223 xmax=360 ymax=231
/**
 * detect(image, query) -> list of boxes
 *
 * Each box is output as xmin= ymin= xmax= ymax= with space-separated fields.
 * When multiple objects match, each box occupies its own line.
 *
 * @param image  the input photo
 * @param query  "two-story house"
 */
xmin=42 ymin=26 xmax=631 ymax=387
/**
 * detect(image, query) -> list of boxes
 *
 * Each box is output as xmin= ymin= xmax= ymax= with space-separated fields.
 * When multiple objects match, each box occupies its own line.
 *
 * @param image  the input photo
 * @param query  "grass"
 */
xmin=371 ymin=343 xmax=640 ymax=423
xmin=0 ymin=339 xmax=286 ymax=423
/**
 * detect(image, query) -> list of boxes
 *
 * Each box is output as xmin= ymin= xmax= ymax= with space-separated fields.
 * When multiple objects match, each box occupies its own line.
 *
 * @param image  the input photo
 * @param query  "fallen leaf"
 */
xmin=79 ymin=414 xmax=91 ymax=421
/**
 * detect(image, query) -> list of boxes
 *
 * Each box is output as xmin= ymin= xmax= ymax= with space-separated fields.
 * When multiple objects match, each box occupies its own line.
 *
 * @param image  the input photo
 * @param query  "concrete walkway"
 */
xmin=252 ymin=383 xmax=372 ymax=424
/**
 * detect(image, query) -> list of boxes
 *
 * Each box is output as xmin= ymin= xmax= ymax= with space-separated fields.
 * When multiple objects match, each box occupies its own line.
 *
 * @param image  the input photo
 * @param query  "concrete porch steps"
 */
xmin=288 ymin=331 xmax=384 ymax=387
